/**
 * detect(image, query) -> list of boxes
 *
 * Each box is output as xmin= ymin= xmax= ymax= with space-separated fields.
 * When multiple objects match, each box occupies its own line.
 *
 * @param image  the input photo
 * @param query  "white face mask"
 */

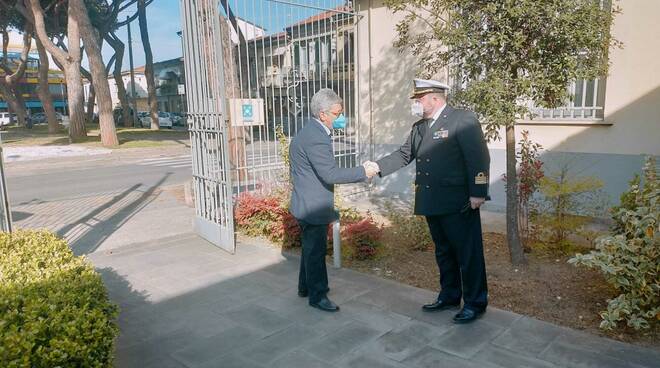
xmin=411 ymin=101 xmax=424 ymax=117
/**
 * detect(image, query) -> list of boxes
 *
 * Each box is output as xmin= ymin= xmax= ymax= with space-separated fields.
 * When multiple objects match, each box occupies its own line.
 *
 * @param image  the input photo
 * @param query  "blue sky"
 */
xmin=89 ymin=0 xmax=344 ymax=70
xmin=94 ymin=1 xmax=184 ymax=70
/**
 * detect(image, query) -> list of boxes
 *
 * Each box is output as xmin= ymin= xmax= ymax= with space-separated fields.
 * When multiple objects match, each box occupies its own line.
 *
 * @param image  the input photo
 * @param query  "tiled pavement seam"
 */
xmin=86 ymin=234 xmax=660 ymax=368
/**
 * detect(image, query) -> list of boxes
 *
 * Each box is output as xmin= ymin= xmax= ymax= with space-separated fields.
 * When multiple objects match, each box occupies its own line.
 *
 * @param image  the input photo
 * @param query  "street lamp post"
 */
xmin=127 ymin=16 xmax=139 ymax=127
xmin=176 ymin=31 xmax=185 ymax=115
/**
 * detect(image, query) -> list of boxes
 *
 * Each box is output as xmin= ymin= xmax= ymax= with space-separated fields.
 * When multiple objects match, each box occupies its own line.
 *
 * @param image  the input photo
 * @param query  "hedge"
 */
xmin=0 ymin=230 xmax=118 ymax=367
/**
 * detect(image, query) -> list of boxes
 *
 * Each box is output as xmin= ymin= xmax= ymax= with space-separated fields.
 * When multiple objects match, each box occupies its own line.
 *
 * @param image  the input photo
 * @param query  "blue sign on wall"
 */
xmin=242 ymin=104 xmax=253 ymax=121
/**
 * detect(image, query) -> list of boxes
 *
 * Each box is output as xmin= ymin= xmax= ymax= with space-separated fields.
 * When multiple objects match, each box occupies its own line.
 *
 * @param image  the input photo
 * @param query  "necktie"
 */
xmin=419 ymin=119 xmax=429 ymax=138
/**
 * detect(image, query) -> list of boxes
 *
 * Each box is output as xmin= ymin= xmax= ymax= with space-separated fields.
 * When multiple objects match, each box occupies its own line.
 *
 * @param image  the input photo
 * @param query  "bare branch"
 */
xmin=115 ymin=0 xmax=153 ymax=28
xmin=25 ymin=0 xmax=68 ymax=63
xmin=118 ymin=0 xmax=139 ymax=13
xmin=105 ymin=53 xmax=116 ymax=75
xmin=1 ymin=26 xmax=8 ymax=65
xmin=7 ymin=26 xmax=33 ymax=84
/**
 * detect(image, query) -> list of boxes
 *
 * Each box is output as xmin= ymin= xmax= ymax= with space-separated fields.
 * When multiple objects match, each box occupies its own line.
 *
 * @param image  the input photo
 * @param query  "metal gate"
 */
xmin=180 ymin=0 xmax=362 ymax=252
xmin=217 ymin=0 xmax=361 ymax=191
xmin=180 ymin=0 xmax=235 ymax=253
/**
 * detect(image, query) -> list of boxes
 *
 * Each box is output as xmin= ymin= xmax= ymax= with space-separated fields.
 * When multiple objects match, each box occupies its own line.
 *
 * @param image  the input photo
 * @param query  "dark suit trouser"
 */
xmin=297 ymin=220 xmax=329 ymax=304
xmin=425 ymin=209 xmax=488 ymax=310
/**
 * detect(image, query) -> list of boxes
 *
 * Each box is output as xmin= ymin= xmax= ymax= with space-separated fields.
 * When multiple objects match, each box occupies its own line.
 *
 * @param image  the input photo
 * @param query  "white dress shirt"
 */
xmin=314 ymin=118 xmax=332 ymax=135
xmin=428 ymin=103 xmax=447 ymax=128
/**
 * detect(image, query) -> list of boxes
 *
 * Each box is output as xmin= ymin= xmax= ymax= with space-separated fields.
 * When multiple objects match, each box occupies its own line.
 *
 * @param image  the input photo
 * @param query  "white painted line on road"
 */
xmin=140 ymin=155 xmax=190 ymax=162
xmin=150 ymin=160 xmax=192 ymax=167
xmin=138 ymin=158 xmax=190 ymax=165
xmin=169 ymin=163 xmax=192 ymax=168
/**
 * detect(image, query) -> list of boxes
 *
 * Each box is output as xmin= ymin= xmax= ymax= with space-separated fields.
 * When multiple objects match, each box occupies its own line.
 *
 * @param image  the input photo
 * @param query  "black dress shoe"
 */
xmin=309 ymin=297 xmax=340 ymax=312
xmin=453 ymin=308 xmax=485 ymax=324
xmin=422 ymin=299 xmax=460 ymax=312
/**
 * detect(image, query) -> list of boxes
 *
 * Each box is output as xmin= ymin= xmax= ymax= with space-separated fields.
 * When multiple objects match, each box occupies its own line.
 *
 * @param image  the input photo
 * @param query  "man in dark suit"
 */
xmin=289 ymin=88 xmax=379 ymax=312
xmin=374 ymin=79 xmax=491 ymax=324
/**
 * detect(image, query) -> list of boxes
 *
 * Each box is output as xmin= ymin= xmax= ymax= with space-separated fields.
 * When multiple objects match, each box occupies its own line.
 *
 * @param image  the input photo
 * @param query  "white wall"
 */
xmin=356 ymin=0 xmax=660 ymax=208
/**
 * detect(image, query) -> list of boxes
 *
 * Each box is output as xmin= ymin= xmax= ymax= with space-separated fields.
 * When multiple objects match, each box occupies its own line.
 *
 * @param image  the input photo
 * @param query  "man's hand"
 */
xmin=470 ymin=197 xmax=486 ymax=210
xmin=362 ymin=161 xmax=380 ymax=178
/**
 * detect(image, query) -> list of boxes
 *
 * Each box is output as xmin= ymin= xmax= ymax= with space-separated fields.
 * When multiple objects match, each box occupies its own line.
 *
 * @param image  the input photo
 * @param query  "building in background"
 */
xmin=0 ymin=51 xmax=68 ymax=116
xmin=83 ymin=66 xmax=149 ymax=113
xmin=85 ymin=58 xmax=187 ymax=115
xmin=153 ymin=57 xmax=186 ymax=114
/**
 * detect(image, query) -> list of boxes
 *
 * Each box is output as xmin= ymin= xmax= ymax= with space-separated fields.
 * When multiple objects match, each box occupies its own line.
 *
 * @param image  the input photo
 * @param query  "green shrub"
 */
xmin=383 ymin=202 xmax=433 ymax=252
xmin=569 ymin=156 xmax=659 ymax=330
xmin=0 ymin=230 xmax=119 ymax=367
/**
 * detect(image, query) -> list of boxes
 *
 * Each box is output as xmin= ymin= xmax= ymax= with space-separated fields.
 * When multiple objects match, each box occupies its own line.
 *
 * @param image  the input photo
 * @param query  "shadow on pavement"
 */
xmin=62 ymin=173 xmax=171 ymax=255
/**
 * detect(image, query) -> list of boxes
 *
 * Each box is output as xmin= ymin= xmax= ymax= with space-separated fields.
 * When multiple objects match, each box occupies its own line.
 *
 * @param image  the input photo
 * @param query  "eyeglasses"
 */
xmin=324 ymin=110 xmax=343 ymax=117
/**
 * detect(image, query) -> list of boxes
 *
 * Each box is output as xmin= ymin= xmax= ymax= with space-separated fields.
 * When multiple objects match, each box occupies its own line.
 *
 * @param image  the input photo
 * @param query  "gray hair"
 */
xmin=310 ymin=88 xmax=343 ymax=119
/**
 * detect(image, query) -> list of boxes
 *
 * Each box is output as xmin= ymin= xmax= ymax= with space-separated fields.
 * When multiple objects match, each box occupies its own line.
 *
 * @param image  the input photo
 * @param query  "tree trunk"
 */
xmin=34 ymin=37 xmax=59 ymax=134
xmin=64 ymin=63 xmax=87 ymax=140
xmin=137 ymin=0 xmax=159 ymax=130
xmin=85 ymin=84 xmax=95 ymax=124
xmin=1 ymin=25 xmax=31 ymax=127
xmin=219 ymin=14 xmax=248 ymax=182
xmin=25 ymin=0 xmax=87 ymax=140
xmin=105 ymin=34 xmax=131 ymax=127
xmin=506 ymin=124 xmax=525 ymax=265
xmin=0 ymin=83 xmax=27 ymax=127
xmin=69 ymin=0 xmax=118 ymax=146
xmin=1 ymin=28 xmax=8 ymax=65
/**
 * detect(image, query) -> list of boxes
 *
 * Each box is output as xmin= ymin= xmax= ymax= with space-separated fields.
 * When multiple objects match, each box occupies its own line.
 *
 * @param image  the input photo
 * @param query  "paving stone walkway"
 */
xmin=88 ymin=233 xmax=660 ymax=368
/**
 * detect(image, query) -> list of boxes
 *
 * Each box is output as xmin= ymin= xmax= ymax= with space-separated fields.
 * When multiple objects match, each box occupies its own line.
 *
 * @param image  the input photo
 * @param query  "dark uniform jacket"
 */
xmin=377 ymin=106 xmax=490 ymax=216
xmin=289 ymin=119 xmax=367 ymax=224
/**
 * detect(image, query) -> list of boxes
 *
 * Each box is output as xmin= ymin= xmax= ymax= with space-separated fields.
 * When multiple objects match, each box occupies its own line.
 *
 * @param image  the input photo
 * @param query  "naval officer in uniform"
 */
xmin=374 ymin=78 xmax=491 ymax=324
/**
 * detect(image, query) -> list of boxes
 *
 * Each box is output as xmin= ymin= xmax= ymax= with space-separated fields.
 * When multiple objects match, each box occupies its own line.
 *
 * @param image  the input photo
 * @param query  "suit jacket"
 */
xmin=289 ymin=119 xmax=367 ymax=224
xmin=377 ymin=106 xmax=490 ymax=216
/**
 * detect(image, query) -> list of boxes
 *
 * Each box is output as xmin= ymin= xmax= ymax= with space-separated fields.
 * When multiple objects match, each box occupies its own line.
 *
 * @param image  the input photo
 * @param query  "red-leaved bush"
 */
xmin=340 ymin=216 xmax=383 ymax=260
xmin=235 ymin=191 xmax=381 ymax=259
xmin=235 ymin=192 xmax=302 ymax=248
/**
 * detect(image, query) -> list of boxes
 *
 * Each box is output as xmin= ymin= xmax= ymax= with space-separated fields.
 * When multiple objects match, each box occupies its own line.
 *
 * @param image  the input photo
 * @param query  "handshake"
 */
xmin=362 ymin=161 xmax=380 ymax=179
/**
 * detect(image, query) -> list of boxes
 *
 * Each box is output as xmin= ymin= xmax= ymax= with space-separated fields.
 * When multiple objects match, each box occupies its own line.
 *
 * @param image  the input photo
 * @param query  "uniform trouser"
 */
xmin=297 ymin=220 xmax=330 ymax=304
xmin=425 ymin=209 xmax=488 ymax=311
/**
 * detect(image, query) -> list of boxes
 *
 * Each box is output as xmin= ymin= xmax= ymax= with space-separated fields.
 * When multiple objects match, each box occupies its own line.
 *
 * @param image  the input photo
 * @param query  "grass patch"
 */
xmin=1 ymin=124 xmax=189 ymax=148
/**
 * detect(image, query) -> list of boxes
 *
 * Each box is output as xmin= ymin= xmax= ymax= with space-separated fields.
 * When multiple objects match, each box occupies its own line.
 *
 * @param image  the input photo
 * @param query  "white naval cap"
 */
xmin=410 ymin=78 xmax=450 ymax=98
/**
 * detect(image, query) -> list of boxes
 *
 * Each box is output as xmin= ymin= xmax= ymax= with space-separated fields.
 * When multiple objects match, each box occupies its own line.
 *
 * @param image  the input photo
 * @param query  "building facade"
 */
xmin=355 ymin=0 xmax=660 ymax=210
xmin=0 ymin=51 xmax=68 ymax=116
xmin=86 ymin=57 xmax=186 ymax=115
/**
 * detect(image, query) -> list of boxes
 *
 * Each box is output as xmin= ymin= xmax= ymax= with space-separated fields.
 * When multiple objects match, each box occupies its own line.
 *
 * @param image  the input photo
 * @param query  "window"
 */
xmin=531 ymin=78 xmax=606 ymax=120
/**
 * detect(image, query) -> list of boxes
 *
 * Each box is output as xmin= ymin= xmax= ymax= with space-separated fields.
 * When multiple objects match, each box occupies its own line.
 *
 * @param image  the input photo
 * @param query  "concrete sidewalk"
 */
xmin=88 ymin=233 xmax=660 ymax=368
xmin=13 ymin=186 xmax=194 ymax=255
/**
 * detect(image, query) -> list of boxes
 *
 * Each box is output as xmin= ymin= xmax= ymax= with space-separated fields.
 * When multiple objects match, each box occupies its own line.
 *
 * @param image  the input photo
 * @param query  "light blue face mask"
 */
xmin=332 ymin=113 xmax=347 ymax=129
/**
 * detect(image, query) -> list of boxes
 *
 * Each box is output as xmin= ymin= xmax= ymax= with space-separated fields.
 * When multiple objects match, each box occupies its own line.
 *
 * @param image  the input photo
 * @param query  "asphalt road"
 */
xmin=6 ymin=155 xmax=192 ymax=205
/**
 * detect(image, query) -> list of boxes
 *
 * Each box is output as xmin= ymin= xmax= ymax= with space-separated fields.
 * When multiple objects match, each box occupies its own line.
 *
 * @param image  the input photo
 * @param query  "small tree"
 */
xmin=503 ymin=130 xmax=544 ymax=248
xmin=384 ymin=0 xmax=620 ymax=265
xmin=532 ymin=164 xmax=607 ymax=253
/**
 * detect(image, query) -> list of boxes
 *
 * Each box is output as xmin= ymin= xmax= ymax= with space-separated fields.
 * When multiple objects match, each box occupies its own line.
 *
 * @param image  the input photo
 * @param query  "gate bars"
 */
xmin=180 ymin=0 xmax=236 ymax=253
